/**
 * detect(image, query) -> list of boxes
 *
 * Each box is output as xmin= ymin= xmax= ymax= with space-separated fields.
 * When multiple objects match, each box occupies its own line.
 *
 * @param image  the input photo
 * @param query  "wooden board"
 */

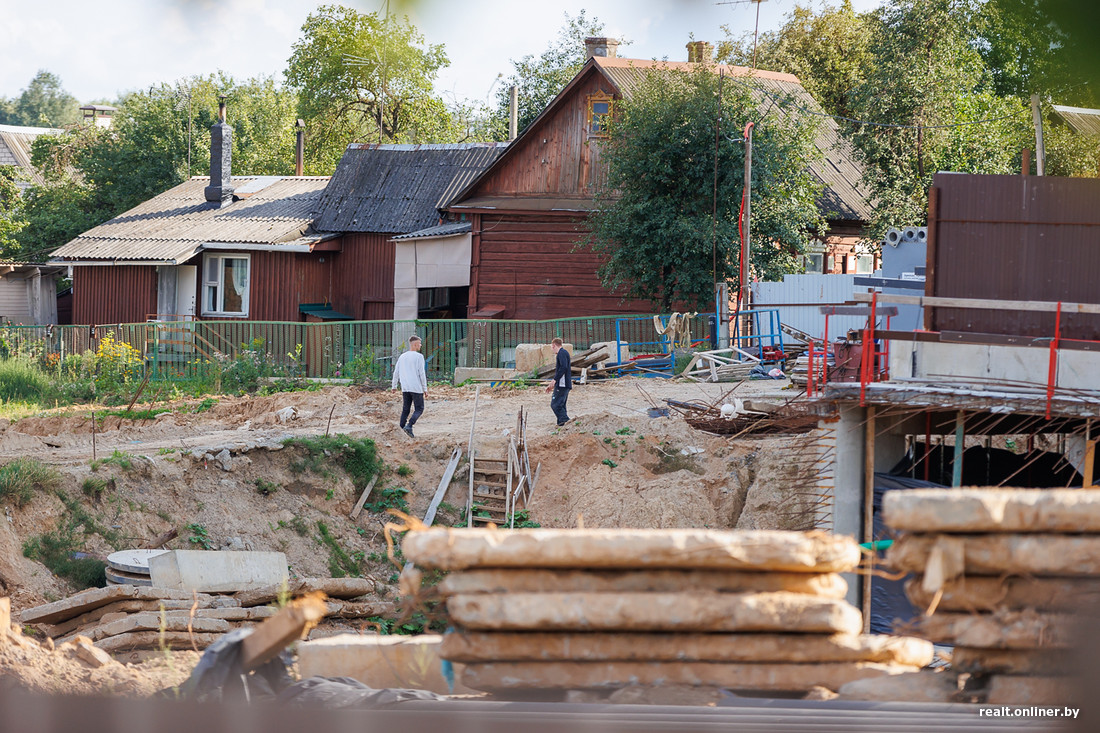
xmin=446 ymin=591 xmax=863 ymax=634
xmin=441 ymin=631 xmax=932 ymax=666
xmin=403 ymin=528 xmax=861 ymax=572
xmin=439 ymin=568 xmax=848 ymax=598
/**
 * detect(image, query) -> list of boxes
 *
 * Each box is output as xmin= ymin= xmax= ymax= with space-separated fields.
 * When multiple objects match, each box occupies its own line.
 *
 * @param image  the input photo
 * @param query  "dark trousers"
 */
xmin=551 ymin=386 xmax=570 ymax=425
xmin=400 ymin=391 xmax=424 ymax=428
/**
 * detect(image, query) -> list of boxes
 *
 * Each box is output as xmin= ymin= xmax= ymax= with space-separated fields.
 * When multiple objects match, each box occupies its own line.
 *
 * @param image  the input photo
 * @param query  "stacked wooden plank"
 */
xmin=20 ymin=578 xmax=393 ymax=659
xmin=403 ymin=528 xmax=933 ymax=695
xmin=884 ymin=488 xmax=1098 ymax=705
xmin=680 ymin=348 xmax=759 ymax=382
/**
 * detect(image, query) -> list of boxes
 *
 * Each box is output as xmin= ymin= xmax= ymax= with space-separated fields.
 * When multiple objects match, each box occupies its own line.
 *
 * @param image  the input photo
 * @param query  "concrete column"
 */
xmin=830 ymin=404 xmax=865 ymax=608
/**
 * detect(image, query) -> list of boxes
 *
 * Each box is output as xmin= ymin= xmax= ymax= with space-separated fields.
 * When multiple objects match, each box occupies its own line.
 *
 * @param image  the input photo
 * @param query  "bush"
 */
xmin=284 ymin=434 xmax=383 ymax=491
xmin=219 ymin=338 xmax=278 ymax=394
xmin=0 ymin=458 xmax=62 ymax=506
xmin=0 ymin=358 xmax=50 ymax=402
xmin=344 ymin=345 xmax=384 ymax=383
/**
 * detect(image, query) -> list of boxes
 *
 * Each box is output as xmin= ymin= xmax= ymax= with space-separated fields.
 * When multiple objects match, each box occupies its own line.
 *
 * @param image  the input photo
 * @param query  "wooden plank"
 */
xmin=467 ymin=385 xmax=480 ymax=455
xmin=239 ymin=593 xmax=328 ymax=671
xmin=348 ymin=475 xmax=379 ymax=520
xmin=423 ymin=447 xmax=462 ymax=528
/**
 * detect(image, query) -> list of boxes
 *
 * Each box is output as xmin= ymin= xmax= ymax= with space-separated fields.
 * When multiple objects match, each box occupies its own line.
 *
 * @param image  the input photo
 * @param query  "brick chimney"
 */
xmin=686 ymin=41 xmax=713 ymax=63
xmin=585 ymin=37 xmax=620 ymax=60
xmin=204 ymin=98 xmax=234 ymax=206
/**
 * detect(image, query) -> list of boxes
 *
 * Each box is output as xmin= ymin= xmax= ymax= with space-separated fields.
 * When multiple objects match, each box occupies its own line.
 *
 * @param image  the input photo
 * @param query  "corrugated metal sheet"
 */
xmin=392 ymin=222 xmax=471 ymax=240
xmin=0 ymin=123 xmax=63 ymax=191
xmin=73 ymin=265 xmax=157 ymax=324
xmin=1053 ymin=104 xmax=1100 ymax=136
xmin=752 ymin=274 xmax=866 ymax=344
xmin=52 ymin=176 xmax=330 ymax=262
xmin=594 ymin=57 xmax=873 ymax=222
xmin=929 ymin=172 xmax=1100 ymax=340
xmin=312 ymin=144 xmax=506 ymax=234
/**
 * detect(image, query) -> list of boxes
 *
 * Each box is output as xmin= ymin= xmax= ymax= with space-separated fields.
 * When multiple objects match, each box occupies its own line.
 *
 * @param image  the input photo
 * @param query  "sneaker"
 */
xmin=557 ymin=419 xmax=570 ymax=427
xmin=403 ymin=425 xmax=415 ymax=438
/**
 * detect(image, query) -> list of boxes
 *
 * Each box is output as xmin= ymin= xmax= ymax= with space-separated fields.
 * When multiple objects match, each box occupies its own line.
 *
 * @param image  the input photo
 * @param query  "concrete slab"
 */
xmin=106 ymin=549 xmax=167 ymax=575
xmin=297 ymin=633 xmax=473 ymax=695
xmin=235 ymin=577 xmax=378 ymax=607
xmin=148 ymin=550 xmax=288 ymax=593
xmin=453 ymin=367 xmax=523 ymax=384
xmin=21 ymin=585 xmax=207 ymax=625
xmin=104 ymin=567 xmax=153 ymax=587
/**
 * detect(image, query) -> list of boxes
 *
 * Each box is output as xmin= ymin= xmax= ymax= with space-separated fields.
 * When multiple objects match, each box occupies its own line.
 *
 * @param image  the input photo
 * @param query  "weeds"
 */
xmin=364 ymin=485 xmax=409 ymax=514
xmin=601 ymin=458 xmax=618 ymax=469
xmin=254 ymin=478 xmax=280 ymax=496
xmin=185 ymin=523 xmax=213 ymax=550
xmin=396 ymin=464 xmax=413 ymax=477
xmin=81 ymin=476 xmax=112 ymax=500
xmin=288 ymin=516 xmax=309 ymax=536
xmin=284 ymin=434 xmax=383 ymax=491
xmin=0 ymin=358 xmax=50 ymax=402
xmin=90 ymin=450 xmax=134 ymax=472
xmin=22 ymin=491 xmax=120 ymax=588
xmin=316 ymin=521 xmax=360 ymax=577
xmin=0 ymin=458 xmax=62 ymax=506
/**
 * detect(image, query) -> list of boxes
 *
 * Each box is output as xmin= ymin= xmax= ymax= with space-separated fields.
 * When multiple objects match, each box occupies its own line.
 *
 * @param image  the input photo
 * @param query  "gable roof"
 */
xmin=1053 ymin=104 xmax=1100 ymax=136
xmin=313 ymin=143 xmax=507 ymax=234
xmin=0 ymin=124 xmax=63 ymax=191
xmin=448 ymin=56 xmax=873 ymax=223
xmin=51 ymin=176 xmax=330 ymax=264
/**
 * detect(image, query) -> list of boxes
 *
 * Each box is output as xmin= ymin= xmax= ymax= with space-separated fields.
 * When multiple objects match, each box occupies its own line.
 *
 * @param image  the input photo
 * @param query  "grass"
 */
xmin=0 ymin=358 xmax=50 ymax=403
xmin=90 ymin=450 xmax=134 ymax=472
xmin=97 ymin=407 xmax=172 ymax=421
xmin=81 ymin=476 xmax=112 ymax=500
xmin=0 ymin=458 xmax=62 ymax=507
xmin=284 ymin=434 xmax=383 ymax=491
xmin=254 ymin=478 xmax=280 ymax=496
xmin=316 ymin=521 xmax=361 ymax=578
xmin=22 ymin=491 xmax=120 ymax=589
xmin=288 ymin=516 xmax=309 ymax=536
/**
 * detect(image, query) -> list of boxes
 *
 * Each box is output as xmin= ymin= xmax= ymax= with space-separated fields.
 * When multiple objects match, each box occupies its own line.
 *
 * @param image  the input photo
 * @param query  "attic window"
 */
xmin=587 ymin=93 xmax=613 ymax=137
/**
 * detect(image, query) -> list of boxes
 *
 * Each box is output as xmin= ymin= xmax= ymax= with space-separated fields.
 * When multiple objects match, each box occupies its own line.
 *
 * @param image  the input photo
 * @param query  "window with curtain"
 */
xmin=202 ymin=254 xmax=250 ymax=316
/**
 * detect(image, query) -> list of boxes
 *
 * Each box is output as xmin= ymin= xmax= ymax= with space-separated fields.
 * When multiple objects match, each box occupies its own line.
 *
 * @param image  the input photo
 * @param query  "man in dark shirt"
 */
xmin=545 ymin=337 xmax=572 ymax=426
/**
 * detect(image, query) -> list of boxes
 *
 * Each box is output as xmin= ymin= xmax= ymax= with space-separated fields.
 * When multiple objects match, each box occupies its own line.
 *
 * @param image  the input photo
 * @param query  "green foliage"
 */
xmin=81 ymin=476 xmax=111 ymax=500
xmin=5 ymin=70 xmax=79 ymax=127
xmin=615 ymin=426 xmax=635 ymax=435
xmin=90 ymin=450 xmax=134 ymax=472
xmin=284 ymin=434 xmax=383 ymax=493
xmin=218 ymin=339 xmax=278 ymax=394
xmin=185 ymin=523 xmax=213 ymax=550
xmin=343 ymin=345 xmax=384 ymax=383
xmin=0 ymin=166 xmax=27 ymax=257
xmin=364 ymin=485 xmax=409 ymax=514
xmin=511 ymin=510 xmax=541 ymax=529
xmin=494 ymin=11 xmax=610 ymax=134
xmin=288 ymin=516 xmax=309 ymax=537
xmin=586 ymin=65 xmax=822 ymax=311
xmin=285 ymin=5 xmax=458 ymax=172
xmin=255 ymin=478 xmax=280 ymax=496
xmin=0 ymin=458 xmax=62 ymax=506
xmin=395 ymin=464 xmax=413 ymax=477
xmin=0 ymin=358 xmax=50 ymax=402
xmin=22 ymin=491 xmax=120 ymax=589
xmin=316 ymin=521 xmax=361 ymax=577
xmin=601 ymin=458 xmax=617 ymax=469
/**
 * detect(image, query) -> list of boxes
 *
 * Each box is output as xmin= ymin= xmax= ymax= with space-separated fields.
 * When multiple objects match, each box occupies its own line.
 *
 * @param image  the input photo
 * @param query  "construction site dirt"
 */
xmin=0 ymin=377 xmax=803 ymax=619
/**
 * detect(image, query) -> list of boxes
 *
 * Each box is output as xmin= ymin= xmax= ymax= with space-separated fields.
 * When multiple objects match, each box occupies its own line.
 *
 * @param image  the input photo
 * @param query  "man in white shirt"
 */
xmin=391 ymin=335 xmax=427 ymax=438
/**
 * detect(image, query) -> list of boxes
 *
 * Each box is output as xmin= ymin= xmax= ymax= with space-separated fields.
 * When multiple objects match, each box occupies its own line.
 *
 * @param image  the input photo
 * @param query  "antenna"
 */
xmin=716 ymin=0 xmax=769 ymax=69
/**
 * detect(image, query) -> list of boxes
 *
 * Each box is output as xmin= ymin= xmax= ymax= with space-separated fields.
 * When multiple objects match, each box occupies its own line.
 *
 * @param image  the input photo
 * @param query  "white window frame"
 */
xmin=805 ymin=253 xmax=824 ymax=274
xmin=201 ymin=253 xmax=251 ymax=317
xmin=855 ymin=254 xmax=875 ymax=274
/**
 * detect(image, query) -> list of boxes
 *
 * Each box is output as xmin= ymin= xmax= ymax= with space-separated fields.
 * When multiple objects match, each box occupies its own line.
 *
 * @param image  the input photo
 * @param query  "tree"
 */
xmin=0 ymin=167 xmax=27 ymax=258
xmin=718 ymin=0 xmax=873 ymax=119
xmin=494 ymin=11 xmax=610 ymax=135
xmin=285 ymin=5 xmax=456 ymax=172
xmin=586 ymin=66 xmax=823 ymax=311
xmin=11 ymin=71 xmax=80 ymax=128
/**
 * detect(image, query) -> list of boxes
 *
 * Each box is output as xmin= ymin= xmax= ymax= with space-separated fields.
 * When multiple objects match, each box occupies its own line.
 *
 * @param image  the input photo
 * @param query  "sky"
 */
xmin=1 ymin=0 xmax=886 ymax=107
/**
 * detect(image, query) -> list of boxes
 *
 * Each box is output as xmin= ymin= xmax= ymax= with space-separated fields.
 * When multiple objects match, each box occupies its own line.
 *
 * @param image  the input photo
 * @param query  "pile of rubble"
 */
xmin=20 ymin=578 xmax=392 ymax=662
xmin=403 ymin=527 xmax=932 ymax=697
xmin=885 ymin=488 xmax=1095 ymax=704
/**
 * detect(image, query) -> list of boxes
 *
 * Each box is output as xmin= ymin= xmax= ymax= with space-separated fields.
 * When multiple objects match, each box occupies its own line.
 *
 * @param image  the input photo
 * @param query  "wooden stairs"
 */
xmin=467 ymin=405 xmax=540 ymax=528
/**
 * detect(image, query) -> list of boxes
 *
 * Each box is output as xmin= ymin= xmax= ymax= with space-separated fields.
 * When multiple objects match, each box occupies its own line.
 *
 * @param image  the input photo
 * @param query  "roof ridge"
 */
xmin=593 ymin=56 xmax=802 ymax=85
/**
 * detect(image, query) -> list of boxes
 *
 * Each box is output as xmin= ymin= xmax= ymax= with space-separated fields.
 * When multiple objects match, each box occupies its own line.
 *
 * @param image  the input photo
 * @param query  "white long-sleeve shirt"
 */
xmin=392 ymin=350 xmax=427 ymax=393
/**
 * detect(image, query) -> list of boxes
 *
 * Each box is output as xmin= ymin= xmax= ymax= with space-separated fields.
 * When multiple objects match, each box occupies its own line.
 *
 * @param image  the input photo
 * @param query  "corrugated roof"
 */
xmin=1053 ymin=104 xmax=1100 ymax=136
xmin=593 ymin=57 xmax=873 ymax=222
xmin=450 ymin=195 xmax=598 ymax=213
xmin=312 ymin=143 xmax=507 ymax=234
xmin=52 ymin=176 xmax=329 ymax=263
xmin=0 ymin=124 xmax=63 ymax=191
xmin=391 ymin=222 xmax=471 ymax=241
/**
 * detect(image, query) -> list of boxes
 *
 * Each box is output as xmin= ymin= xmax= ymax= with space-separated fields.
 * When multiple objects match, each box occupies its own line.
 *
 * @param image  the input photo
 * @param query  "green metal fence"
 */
xmin=0 ymin=313 xmax=713 ymax=383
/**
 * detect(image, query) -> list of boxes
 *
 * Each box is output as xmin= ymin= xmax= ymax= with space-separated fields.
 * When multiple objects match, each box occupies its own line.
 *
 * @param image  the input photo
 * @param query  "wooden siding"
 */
xmin=473 ymin=214 xmax=651 ymax=320
xmin=469 ymin=71 xmax=614 ymax=199
xmin=72 ymin=265 xmax=156 ymax=325
xmin=246 ymin=251 xmax=333 ymax=321
xmin=330 ymin=233 xmax=395 ymax=321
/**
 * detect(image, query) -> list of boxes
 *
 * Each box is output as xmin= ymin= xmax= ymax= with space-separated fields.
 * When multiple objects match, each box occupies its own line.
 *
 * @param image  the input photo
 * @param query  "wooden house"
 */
xmin=444 ymin=39 xmax=875 ymax=320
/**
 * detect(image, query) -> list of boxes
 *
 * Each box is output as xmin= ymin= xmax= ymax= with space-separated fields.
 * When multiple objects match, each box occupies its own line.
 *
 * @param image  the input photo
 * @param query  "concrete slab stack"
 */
xmin=403 ymin=528 xmax=933 ymax=696
xmin=884 ymin=488 xmax=1097 ymax=705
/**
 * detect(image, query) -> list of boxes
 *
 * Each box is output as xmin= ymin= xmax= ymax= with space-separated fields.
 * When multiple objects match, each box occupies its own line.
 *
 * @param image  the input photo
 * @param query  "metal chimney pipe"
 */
xmin=508 ymin=86 xmax=518 ymax=141
xmin=295 ymin=119 xmax=305 ymax=176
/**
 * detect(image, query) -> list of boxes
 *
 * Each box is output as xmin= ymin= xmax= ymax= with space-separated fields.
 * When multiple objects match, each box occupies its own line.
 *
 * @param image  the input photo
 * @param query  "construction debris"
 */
xmin=403 ymin=527 xmax=931 ymax=696
xmin=883 ymin=488 xmax=1087 ymax=704
xmin=664 ymin=391 xmax=820 ymax=437
xmin=19 ymin=579 xmax=394 ymax=656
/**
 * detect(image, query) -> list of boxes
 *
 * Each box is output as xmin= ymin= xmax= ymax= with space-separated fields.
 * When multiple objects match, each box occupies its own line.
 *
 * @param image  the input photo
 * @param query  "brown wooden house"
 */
xmin=444 ymin=39 xmax=875 ymax=320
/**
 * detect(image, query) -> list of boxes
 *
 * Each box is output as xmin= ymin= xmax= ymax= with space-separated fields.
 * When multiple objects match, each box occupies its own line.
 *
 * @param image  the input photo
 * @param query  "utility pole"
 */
xmin=740 ymin=122 xmax=754 ymax=310
xmin=1031 ymin=93 xmax=1045 ymax=176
